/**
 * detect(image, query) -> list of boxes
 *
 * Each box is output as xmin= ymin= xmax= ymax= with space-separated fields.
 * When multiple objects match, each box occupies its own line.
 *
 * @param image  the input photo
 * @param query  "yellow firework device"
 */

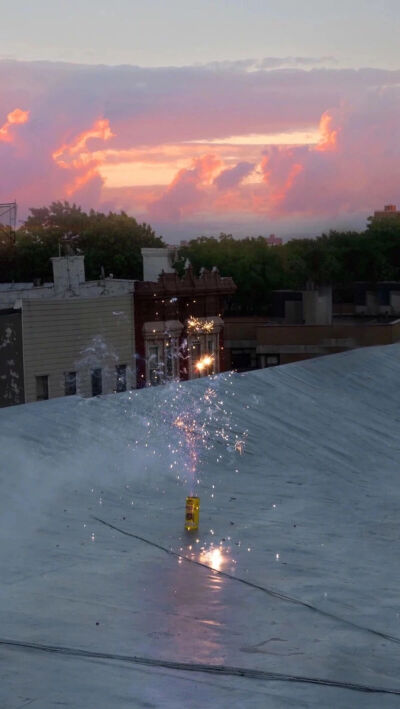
xmin=185 ymin=496 xmax=200 ymax=531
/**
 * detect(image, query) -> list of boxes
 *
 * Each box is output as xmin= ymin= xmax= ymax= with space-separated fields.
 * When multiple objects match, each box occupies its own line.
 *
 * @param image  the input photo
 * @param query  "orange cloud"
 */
xmin=315 ymin=111 xmax=338 ymax=152
xmin=148 ymin=154 xmax=222 ymax=220
xmin=53 ymin=117 xmax=114 ymax=195
xmin=0 ymin=108 xmax=29 ymax=142
xmin=271 ymin=162 xmax=304 ymax=206
xmin=53 ymin=118 xmax=114 ymax=168
xmin=259 ymin=149 xmax=304 ymax=211
xmin=65 ymin=167 xmax=99 ymax=197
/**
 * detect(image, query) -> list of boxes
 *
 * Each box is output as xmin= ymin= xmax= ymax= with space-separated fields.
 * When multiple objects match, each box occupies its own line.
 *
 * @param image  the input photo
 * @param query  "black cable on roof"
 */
xmin=1 ymin=636 xmax=400 ymax=696
xmin=92 ymin=515 xmax=400 ymax=648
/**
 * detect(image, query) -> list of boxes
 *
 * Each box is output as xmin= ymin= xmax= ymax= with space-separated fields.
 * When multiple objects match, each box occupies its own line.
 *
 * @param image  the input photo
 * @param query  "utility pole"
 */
xmin=0 ymin=201 xmax=17 ymax=245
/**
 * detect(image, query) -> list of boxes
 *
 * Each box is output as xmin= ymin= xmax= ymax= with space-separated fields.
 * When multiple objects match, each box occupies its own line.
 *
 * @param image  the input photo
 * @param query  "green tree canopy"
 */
xmin=3 ymin=202 xmax=400 ymax=315
xmin=1 ymin=201 xmax=164 ymax=282
xmin=178 ymin=222 xmax=400 ymax=314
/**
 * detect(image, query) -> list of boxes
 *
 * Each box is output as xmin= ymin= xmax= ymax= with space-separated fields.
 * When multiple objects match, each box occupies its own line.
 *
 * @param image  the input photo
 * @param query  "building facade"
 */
xmin=371 ymin=204 xmax=400 ymax=222
xmin=135 ymin=250 xmax=236 ymax=387
xmin=0 ymin=308 xmax=24 ymax=406
xmin=224 ymin=285 xmax=400 ymax=371
xmin=0 ymin=248 xmax=237 ymax=405
xmin=0 ymin=255 xmax=136 ymax=405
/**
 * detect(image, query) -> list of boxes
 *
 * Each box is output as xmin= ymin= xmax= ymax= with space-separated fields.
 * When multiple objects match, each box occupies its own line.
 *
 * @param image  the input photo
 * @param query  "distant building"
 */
xmin=223 ymin=285 xmax=400 ymax=371
xmin=135 ymin=249 xmax=236 ymax=387
xmin=0 ymin=255 xmax=135 ymax=405
xmin=0 ymin=248 xmax=237 ymax=405
xmin=265 ymin=234 xmax=283 ymax=246
xmin=370 ymin=204 xmax=400 ymax=224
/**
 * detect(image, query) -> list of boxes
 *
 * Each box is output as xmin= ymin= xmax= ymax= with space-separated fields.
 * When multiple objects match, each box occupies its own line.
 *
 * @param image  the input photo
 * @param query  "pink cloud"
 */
xmin=0 ymin=107 xmax=29 ymax=143
xmin=52 ymin=117 xmax=114 ymax=196
xmin=0 ymin=59 xmax=399 ymax=232
xmin=148 ymin=154 xmax=222 ymax=221
xmin=257 ymin=91 xmax=400 ymax=217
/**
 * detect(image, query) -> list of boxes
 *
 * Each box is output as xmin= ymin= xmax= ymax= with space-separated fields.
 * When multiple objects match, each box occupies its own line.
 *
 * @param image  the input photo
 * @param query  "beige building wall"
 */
xmin=22 ymin=295 xmax=135 ymax=403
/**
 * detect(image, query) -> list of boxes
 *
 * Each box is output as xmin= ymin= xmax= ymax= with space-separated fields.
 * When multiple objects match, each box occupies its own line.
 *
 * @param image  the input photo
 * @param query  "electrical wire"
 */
xmin=1 ymin=637 xmax=400 ymax=695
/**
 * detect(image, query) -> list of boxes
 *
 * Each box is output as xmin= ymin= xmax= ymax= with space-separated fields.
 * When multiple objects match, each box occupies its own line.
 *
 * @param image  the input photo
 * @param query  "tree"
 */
xmin=178 ymin=234 xmax=285 ymax=314
xmin=0 ymin=201 xmax=164 ymax=282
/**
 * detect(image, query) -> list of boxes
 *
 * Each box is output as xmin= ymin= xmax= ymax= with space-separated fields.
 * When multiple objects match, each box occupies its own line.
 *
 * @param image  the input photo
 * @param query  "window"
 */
xmin=232 ymin=350 xmax=253 ymax=372
xmin=64 ymin=371 xmax=76 ymax=396
xmin=36 ymin=375 xmax=49 ymax=401
xmin=165 ymin=339 xmax=173 ymax=379
xmin=191 ymin=340 xmax=201 ymax=360
xmin=165 ymin=338 xmax=179 ymax=380
xmin=91 ymin=368 xmax=102 ymax=396
xmin=116 ymin=364 xmax=127 ymax=392
xmin=206 ymin=337 xmax=216 ymax=374
xmin=266 ymin=355 xmax=280 ymax=367
xmin=149 ymin=346 xmax=161 ymax=386
xmin=190 ymin=339 xmax=201 ymax=377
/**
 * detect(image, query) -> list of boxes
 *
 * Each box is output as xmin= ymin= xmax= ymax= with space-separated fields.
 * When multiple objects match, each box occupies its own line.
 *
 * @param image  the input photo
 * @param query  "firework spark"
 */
xmin=187 ymin=317 xmax=214 ymax=334
xmin=199 ymin=544 xmax=226 ymax=571
xmin=195 ymin=354 xmax=214 ymax=373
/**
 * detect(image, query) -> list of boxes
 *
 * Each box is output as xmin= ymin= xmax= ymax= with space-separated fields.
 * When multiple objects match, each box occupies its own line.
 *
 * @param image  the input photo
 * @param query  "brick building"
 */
xmin=134 ymin=251 xmax=236 ymax=387
xmin=224 ymin=285 xmax=400 ymax=371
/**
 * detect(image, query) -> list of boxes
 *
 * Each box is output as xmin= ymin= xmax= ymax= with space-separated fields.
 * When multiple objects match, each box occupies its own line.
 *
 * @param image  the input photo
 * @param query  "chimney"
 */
xmin=303 ymin=285 xmax=332 ymax=325
xmin=51 ymin=255 xmax=85 ymax=296
xmin=141 ymin=247 xmax=176 ymax=282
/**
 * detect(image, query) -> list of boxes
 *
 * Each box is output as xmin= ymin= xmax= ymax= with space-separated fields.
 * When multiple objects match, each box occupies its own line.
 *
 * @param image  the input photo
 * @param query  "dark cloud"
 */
xmin=214 ymin=161 xmax=254 ymax=190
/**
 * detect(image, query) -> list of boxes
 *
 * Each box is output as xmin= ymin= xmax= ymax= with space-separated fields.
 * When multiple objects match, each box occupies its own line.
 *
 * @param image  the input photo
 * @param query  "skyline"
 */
xmin=0 ymin=2 xmax=399 ymax=241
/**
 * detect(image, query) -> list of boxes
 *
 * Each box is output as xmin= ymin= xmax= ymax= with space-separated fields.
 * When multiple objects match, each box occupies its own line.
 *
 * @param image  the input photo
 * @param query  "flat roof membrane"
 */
xmin=1 ymin=344 xmax=400 ymax=707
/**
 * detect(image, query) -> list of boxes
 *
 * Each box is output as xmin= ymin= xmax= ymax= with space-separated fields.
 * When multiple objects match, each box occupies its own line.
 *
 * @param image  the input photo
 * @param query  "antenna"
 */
xmin=0 ymin=201 xmax=17 ymax=245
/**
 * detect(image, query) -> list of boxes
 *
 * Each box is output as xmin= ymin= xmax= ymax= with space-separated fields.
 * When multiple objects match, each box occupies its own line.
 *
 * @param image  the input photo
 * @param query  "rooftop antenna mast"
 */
xmin=0 ymin=201 xmax=17 ymax=245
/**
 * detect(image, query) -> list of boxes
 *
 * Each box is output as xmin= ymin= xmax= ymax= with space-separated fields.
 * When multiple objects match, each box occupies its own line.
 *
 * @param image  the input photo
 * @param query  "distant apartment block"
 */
xmin=224 ymin=285 xmax=400 ymax=371
xmin=0 ymin=255 xmax=135 ymax=405
xmin=370 ymin=204 xmax=400 ymax=223
xmin=0 ymin=248 xmax=236 ymax=406
xmin=265 ymin=234 xmax=283 ymax=246
xmin=135 ymin=249 xmax=236 ymax=387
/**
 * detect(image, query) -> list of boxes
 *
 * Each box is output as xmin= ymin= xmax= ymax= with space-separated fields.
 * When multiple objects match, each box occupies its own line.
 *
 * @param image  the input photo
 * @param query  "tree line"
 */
xmin=178 ymin=219 xmax=400 ymax=314
xmin=1 ymin=201 xmax=400 ymax=315
xmin=0 ymin=201 xmax=162 ymax=283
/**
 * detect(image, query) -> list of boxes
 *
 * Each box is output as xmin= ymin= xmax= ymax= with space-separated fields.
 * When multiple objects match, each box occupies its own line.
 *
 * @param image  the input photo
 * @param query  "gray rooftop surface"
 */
xmin=1 ymin=344 xmax=400 ymax=707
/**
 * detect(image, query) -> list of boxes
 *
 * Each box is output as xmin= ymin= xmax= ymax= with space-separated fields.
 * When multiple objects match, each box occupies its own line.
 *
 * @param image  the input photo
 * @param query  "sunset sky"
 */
xmin=1 ymin=0 xmax=399 ymax=240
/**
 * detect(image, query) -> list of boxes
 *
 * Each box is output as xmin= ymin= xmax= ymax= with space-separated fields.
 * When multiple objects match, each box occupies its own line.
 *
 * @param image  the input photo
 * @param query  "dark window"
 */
xmin=116 ymin=364 xmax=127 ymax=392
xmin=165 ymin=339 xmax=174 ymax=379
xmin=192 ymin=340 xmax=201 ymax=359
xmin=64 ymin=371 xmax=76 ymax=396
xmin=231 ymin=350 xmax=252 ymax=372
xmin=36 ymin=375 xmax=49 ymax=401
xmin=266 ymin=355 xmax=280 ymax=367
xmin=91 ymin=368 xmax=102 ymax=396
xmin=149 ymin=346 xmax=160 ymax=385
xmin=191 ymin=340 xmax=201 ymax=376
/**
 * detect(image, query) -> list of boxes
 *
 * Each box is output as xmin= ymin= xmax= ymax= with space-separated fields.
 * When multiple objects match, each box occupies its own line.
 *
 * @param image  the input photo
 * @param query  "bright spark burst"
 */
xmin=173 ymin=414 xmax=202 ymax=478
xmin=195 ymin=354 xmax=214 ymax=372
xmin=200 ymin=545 xmax=225 ymax=571
xmin=187 ymin=317 xmax=214 ymax=333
